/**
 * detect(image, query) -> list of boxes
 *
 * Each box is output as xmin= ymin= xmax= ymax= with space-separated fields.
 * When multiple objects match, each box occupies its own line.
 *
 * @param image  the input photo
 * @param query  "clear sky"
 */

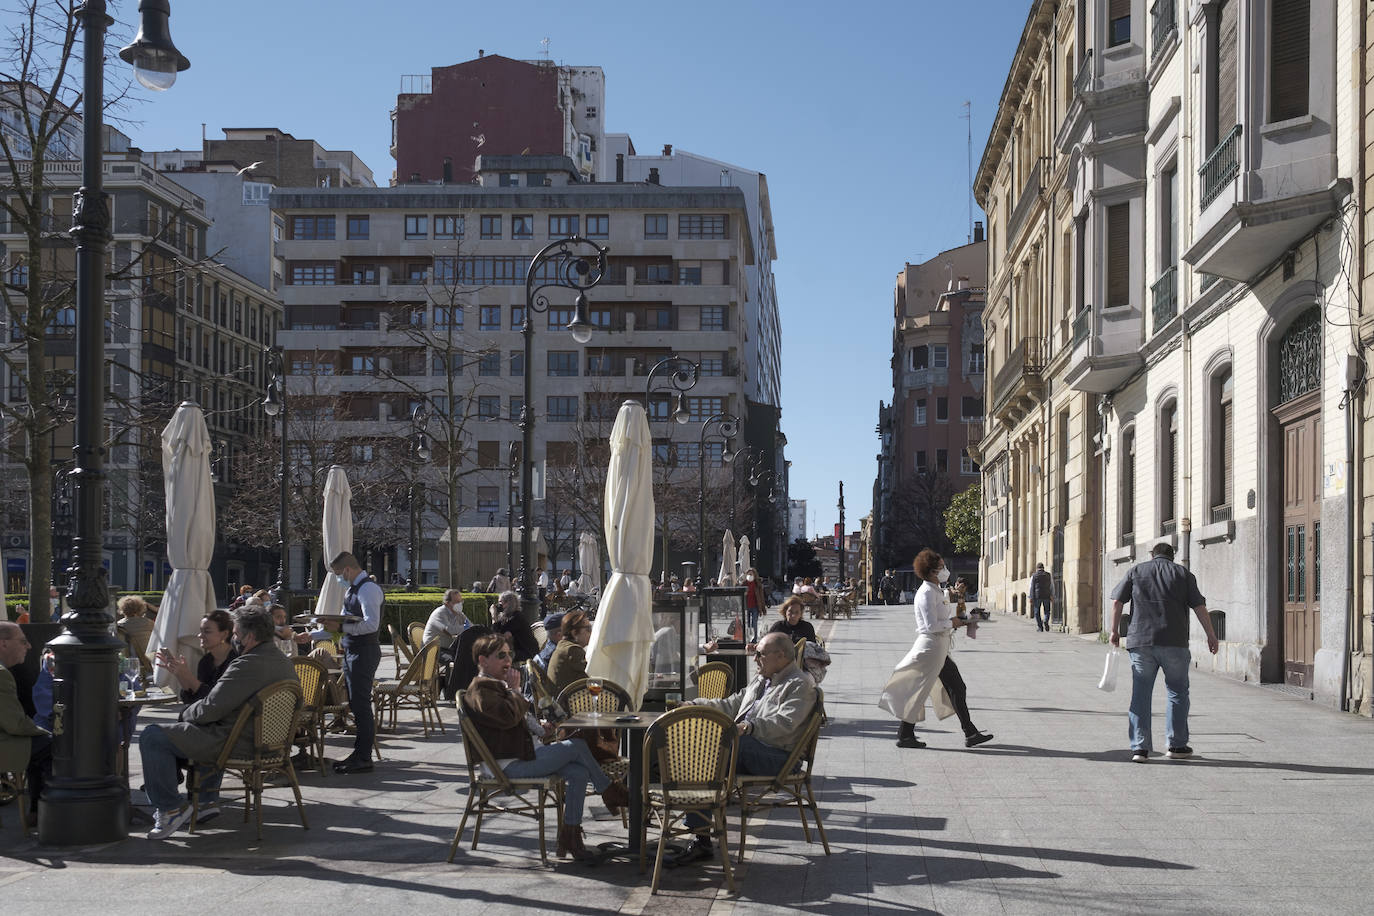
xmin=108 ymin=0 xmax=1031 ymax=537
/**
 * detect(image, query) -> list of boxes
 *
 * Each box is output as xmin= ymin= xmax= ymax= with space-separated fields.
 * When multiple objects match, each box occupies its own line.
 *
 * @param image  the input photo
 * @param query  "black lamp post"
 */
xmin=696 ymin=413 xmax=738 ymax=589
xmin=407 ymin=405 xmax=430 ymax=591
xmin=262 ymin=346 xmax=290 ymax=609
xmin=837 ymin=481 xmax=846 ymax=585
xmin=644 ymin=356 xmax=696 ymax=581
xmin=39 ymin=0 xmax=188 ymax=845
xmin=517 ymin=236 xmax=606 ymax=622
xmin=505 ymin=441 xmax=520 ymax=579
xmin=748 ymin=465 xmax=775 ymax=574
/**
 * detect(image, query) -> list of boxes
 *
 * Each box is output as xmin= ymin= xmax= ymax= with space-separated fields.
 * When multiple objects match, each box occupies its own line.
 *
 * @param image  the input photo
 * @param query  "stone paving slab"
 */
xmin=2 ymin=605 xmax=1373 ymax=914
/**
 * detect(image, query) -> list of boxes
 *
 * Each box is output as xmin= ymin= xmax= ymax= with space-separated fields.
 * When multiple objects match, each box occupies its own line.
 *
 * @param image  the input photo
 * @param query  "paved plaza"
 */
xmin=3 ymin=604 xmax=1374 ymax=915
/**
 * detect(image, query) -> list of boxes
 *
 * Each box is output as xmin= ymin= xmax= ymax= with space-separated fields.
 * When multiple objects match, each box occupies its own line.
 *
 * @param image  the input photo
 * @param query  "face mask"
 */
xmin=746 ymin=574 xmax=755 ymax=582
xmin=232 ymin=637 xmax=244 ymax=653
xmin=336 ymin=574 xmax=350 ymax=588
xmin=937 ymin=567 xmax=950 ymax=584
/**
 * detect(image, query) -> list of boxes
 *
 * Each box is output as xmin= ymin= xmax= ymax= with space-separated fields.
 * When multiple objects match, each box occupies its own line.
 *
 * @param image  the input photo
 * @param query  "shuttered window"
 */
xmin=1270 ymin=0 xmax=1310 ymax=121
xmin=1211 ymin=0 xmax=1238 ymax=146
xmin=1108 ymin=0 xmax=1131 ymax=46
xmin=1120 ymin=428 xmax=1136 ymax=543
xmin=1106 ymin=203 xmax=1131 ymax=307
xmin=1212 ymin=370 xmax=1233 ymax=510
xmin=1161 ymin=403 xmax=1178 ymax=525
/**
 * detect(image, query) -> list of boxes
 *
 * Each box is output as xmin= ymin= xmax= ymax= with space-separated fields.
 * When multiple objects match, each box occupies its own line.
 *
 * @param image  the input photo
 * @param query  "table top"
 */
xmin=118 ymin=690 xmax=179 ymax=709
xmin=561 ymin=710 xmax=664 ymax=731
xmin=706 ymin=646 xmax=754 ymax=657
xmin=294 ymin=613 xmax=354 ymax=624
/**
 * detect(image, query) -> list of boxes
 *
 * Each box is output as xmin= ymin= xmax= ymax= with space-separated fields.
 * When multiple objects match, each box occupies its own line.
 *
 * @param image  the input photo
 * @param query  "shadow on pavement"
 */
xmin=920 ymin=742 xmax=1374 ymax=776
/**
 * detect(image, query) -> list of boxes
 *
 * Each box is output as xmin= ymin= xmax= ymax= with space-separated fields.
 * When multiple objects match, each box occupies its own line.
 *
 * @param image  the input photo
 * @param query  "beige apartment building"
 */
xmin=981 ymin=0 xmax=1363 ymax=712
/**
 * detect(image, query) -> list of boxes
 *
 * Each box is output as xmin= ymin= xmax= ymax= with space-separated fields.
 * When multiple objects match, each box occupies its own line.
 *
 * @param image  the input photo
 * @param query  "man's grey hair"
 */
xmin=1151 ymin=542 xmax=1175 ymax=560
xmin=444 ymin=588 xmax=464 ymax=605
xmin=758 ymin=631 xmax=793 ymax=657
xmin=234 ymin=605 xmax=275 ymax=644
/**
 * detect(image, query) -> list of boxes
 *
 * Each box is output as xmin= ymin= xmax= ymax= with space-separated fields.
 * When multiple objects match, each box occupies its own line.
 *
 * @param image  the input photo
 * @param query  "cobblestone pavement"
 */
xmin=3 ymin=605 xmax=1373 ymax=915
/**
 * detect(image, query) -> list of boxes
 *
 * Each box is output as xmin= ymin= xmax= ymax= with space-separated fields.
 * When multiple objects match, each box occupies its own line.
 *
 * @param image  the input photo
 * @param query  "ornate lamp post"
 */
xmin=262 ymin=346 xmax=290 ymax=608
xmin=696 ymin=413 xmax=738 ymax=589
xmin=406 ymin=404 xmax=430 ymax=590
xmin=517 ymin=237 xmax=607 ymax=622
xmin=748 ymin=465 xmax=775 ymax=574
xmin=39 ymin=0 xmax=189 ymax=845
xmin=505 ymin=441 xmax=519 ymax=581
xmin=837 ymin=481 xmax=847 ymax=586
xmin=644 ymin=356 xmax=696 ymax=582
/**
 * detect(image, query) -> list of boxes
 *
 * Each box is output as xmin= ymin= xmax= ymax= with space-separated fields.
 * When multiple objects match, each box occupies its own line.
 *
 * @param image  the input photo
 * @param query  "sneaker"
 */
xmin=1131 ymin=749 xmax=1150 ymax=763
xmin=964 ymin=731 xmax=994 ymax=748
xmin=195 ymin=803 xmax=221 ymax=823
xmin=670 ymin=837 xmax=715 ymax=866
xmin=147 ymin=805 xmax=194 ymax=840
xmin=1166 ymin=746 xmax=1193 ymax=759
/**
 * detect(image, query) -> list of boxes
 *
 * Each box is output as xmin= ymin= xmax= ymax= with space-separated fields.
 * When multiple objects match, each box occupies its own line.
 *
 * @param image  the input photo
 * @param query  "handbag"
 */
xmin=1097 ymin=646 xmax=1122 ymax=692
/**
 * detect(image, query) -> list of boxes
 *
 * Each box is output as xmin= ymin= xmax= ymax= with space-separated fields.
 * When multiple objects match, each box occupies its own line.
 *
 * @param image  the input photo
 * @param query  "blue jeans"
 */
xmin=687 ymin=734 xmax=791 ymax=831
xmin=1032 ymin=597 xmax=1052 ymax=630
xmin=342 ymin=637 xmax=381 ymax=760
xmin=503 ymin=738 xmax=610 ymax=826
xmin=138 ymin=724 xmax=222 ymax=810
xmin=1128 ymin=645 xmax=1191 ymax=752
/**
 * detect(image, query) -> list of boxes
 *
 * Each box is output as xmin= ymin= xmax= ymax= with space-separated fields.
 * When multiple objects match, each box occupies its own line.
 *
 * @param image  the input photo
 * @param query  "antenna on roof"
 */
xmin=961 ymin=101 xmax=973 ymax=244
xmin=540 ymin=37 xmax=550 ymax=60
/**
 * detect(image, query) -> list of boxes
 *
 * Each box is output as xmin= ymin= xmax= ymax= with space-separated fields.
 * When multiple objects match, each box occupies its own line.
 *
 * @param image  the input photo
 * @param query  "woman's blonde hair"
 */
xmin=117 ymin=595 xmax=149 ymax=618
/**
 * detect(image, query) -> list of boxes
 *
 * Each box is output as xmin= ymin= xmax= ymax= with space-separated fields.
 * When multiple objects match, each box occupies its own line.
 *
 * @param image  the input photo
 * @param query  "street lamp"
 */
xmin=748 ymin=466 xmax=775 ymax=575
xmin=262 ymin=346 xmax=290 ymax=609
xmin=517 ymin=236 xmax=607 ymax=622
xmin=837 ymin=481 xmax=847 ymax=587
xmin=407 ymin=404 xmax=430 ymax=591
xmin=697 ymin=413 xmax=739 ymax=589
xmin=644 ymin=355 xmax=697 ymax=425
xmin=40 ymin=0 xmax=188 ymax=845
xmin=505 ymin=441 xmax=520 ymax=578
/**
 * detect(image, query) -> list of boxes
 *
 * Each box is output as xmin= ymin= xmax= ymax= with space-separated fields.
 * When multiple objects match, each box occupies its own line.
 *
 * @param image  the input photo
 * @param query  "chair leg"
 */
xmin=536 ymin=787 xmax=548 ymax=865
xmin=254 ymin=771 xmax=265 ymax=841
xmin=448 ymin=792 xmax=476 ymax=862
xmin=736 ymin=805 xmax=750 ymax=863
xmin=470 ymin=790 xmax=488 ymax=849
xmin=649 ymin=812 xmax=673 ymax=894
xmin=805 ymin=783 xmax=831 ymax=854
xmin=716 ymin=810 xmax=735 ymax=892
xmin=284 ymin=762 xmax=309 ymax=830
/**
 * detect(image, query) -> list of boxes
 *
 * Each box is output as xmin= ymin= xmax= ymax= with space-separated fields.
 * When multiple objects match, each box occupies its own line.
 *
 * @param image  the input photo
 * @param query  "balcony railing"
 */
xmin=1151 ymin=0 xmax=1176 ymax=60
xmin=1151 ymin=265 xmax=1177 ymax=335
xmin=1199 ymin=124 xmax=1242 ymax=209
xmin=1071 ymin=307 xmax=1091 ymax=347
xmin=991 ymin=337 xmax=1048 ymax=406
xmin=1209 ymin=504 xmax=1232 ymax=524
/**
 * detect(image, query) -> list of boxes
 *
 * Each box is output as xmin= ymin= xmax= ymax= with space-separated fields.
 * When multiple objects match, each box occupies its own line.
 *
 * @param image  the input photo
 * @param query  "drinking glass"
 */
xmin=122 ymin=656 xmax=142 ymax=699
xmin=586 ymin=677 xmax=603 ymax=719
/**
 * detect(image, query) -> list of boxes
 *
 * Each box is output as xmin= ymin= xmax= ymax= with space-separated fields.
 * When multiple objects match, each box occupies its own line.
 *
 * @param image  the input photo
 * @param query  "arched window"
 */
xmin=1119 ymin=426 xmax=1136 ymax=545
xmin=1209 ymin=367 xmax=1233 ymax=522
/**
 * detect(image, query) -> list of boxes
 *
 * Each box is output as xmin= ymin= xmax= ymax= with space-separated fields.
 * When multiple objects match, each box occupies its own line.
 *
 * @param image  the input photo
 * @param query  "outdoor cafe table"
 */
xmin=559 ymin=709 xmax=664 ymax=856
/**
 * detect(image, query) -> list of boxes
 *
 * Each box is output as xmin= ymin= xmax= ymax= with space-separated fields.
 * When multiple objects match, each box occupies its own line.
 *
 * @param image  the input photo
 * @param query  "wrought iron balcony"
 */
xmin=1151 ymin=0 xmax=1176 ymax=60
xmin=1151 ymin=265 xmax=1177 ymax=335
xmin=1199 ymin=124 xmax=1243 ymax=209
xmin=991 ymin=337 xmax=1048 ymax=424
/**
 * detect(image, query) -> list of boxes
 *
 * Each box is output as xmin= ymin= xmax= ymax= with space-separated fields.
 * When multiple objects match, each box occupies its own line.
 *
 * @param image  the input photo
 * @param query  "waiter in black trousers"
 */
xmin=329 ymin=551 xmax=383 ymax=774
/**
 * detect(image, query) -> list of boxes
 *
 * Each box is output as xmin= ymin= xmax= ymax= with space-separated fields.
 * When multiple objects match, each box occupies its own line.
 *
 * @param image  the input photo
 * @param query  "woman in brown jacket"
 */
xmin=546 ymin=610 xmax=593 ymax=696
xmin=462 ymin=633 xmax=627 ymax=860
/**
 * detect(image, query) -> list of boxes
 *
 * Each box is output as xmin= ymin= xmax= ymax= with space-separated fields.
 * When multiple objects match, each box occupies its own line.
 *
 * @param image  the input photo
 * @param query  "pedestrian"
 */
xmin=329 ymin=551 xmax=383 ymax=774
xmin=1109 ymin=542 xmax=1220 ymax=762
xmin=743 ymin=566 xmax=764 ymax=641
xmin=879 ymin=569 xmax=898 ymax=605
xmin=878 ymin=549 xmax=988 ymax=748
xmin=1029 ymin=562 xmax=1053 ymax=631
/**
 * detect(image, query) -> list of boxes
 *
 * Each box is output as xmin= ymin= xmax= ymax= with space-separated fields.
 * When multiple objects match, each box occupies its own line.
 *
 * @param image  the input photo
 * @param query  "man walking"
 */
xmin=1109 ymin=543 xmax=1219 ymax=762
xmin=1028 ymin=562 xmax=1054 ymax=632
xmin=330 ymin=551 xmax=383 ymax=774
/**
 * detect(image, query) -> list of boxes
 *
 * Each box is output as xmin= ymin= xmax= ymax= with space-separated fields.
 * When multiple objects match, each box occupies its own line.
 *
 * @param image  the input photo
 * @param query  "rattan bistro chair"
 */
xmin=732 ymin=689 xmax=831 ymax=861
xmin=449 ymin=690 xmax=564 ymax=865
xmin=0 ymin=769 xmax=31 ymax=834
xmin=373 ymin=638 xmax=446 ymax=736
xmin=640 ymin=705 xmax=739 ymax=894
xmin=290 ymin=656 xmax=330 ymax=777
xmin=188 ymin=679 xmax=309 ymax=840
xmin=694 ymin=661 xmax=735 ymax=700
xmin=556 ymin=677 xmax=632 ymax=823
xmin=388 ymin=623 xmax=415 ymax=678
xmin=407 ymin=621 xmax=427 ymax=654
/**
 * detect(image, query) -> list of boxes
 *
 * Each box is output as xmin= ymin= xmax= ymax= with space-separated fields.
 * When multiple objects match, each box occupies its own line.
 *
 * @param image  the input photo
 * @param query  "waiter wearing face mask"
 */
xmin=329 ymin=551 xmax=384 ymax=773
xmin=877 ymin=548 xmax=993 ymax=750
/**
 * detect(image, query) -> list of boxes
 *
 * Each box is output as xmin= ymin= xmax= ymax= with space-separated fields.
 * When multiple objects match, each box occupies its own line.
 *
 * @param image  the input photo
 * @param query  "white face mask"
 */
xmin=937 ymin=567 xmax=950 ymax=585
xmin=746 ymin=574 xmax=755 ymax=582
xmin=336 ymin=574 xmax=350 ymax=588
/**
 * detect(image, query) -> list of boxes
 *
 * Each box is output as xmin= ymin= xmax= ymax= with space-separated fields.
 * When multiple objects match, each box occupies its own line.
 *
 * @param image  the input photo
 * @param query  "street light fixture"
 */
xmin=697 ymin=412 xmax=739 ymax=589
xmin=263 ymin=346 xmax=290 ymax=609
xmin=118 ymin=0 xmax=190 ymax=91
xmin=41 ymin=0 xmax=188 ymax=845
xmin=517 ymin=236 xmax=607 ymax=622
xmin=644 ymin=355 xmax=698 ymax=425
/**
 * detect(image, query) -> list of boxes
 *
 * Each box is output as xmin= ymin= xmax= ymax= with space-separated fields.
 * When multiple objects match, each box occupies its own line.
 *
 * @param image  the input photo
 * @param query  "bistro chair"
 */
xmin=732 ymin=688 xmax=830 ymax=861
xmin=388 ymin=623 xmax=414 ymax=679
xmin=449 ymin=690 xmax=564 ymax=865
xmin=373 ymin=638 xmax=445 ymax=736
xmin=556 ymin=677 xmax=632 ymax=822
xmin=407 ymin=621 xmax=427 ymax=654
xmin=694 ymin=661 xmax=735 ymax=700
xmin=188 ymin=679 xmax=308 ymax=840
xmin=0 ymin=770 xmax=31 ymax=834
xmin=290 ymin=656 xmax=330 ymax=777
xmin=640 ymin=705 xmax=739 ymax=894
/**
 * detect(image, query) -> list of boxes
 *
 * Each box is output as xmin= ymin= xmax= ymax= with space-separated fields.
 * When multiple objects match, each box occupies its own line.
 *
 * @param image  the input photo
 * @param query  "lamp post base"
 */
xmin=38 ymin=782 xmax=129 ymax=845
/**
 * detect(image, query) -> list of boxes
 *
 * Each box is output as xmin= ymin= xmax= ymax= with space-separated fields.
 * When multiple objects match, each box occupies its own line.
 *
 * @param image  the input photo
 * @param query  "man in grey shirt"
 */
xmin=1110 ymin=543 xmax=1219 ymax=763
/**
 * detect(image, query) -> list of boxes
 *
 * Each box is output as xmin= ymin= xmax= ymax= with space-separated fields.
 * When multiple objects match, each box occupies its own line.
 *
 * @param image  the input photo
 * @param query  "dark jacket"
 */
xmin=547 ymin=639 xmax=588 ymax=696
xmin=769 ymin=618 xmax=818 ymax=644
xmin=181 ymin=648 xmax=239 ymax=703
xmin=463 ymin=675 xmax=536 ymax=761
xmin=1029 ymin=569 xmax=1054 ymax=601
xmin=162 ymin=642 xmax=298 ymax=762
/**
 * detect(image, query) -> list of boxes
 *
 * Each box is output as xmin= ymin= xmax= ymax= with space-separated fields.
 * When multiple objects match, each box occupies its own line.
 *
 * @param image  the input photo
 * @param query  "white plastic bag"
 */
xmin=1097 ymin=646 xmax=1122 ymax=692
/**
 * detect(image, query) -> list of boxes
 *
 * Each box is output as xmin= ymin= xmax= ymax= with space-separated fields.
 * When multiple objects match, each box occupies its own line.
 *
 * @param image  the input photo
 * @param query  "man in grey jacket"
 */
xmin=675 ymin=631 xmax=819 ymax=864
xmin=138 ymin=606 xmax=298 ymax=839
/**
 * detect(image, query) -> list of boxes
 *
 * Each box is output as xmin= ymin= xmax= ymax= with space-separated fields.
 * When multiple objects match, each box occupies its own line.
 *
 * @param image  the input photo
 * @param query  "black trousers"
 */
xmin=938 ymin=656 xmax=978 ymax=736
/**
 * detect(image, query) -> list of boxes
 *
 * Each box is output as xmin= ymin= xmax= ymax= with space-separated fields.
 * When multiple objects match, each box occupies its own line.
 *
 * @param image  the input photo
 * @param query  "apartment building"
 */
xmin=272 ymin=155 xmax=768 ymax=583
xmin=981 ymin=0 xmax=1361 ymax=710
xmin=0 ymin=126 xmax=280 ymax=592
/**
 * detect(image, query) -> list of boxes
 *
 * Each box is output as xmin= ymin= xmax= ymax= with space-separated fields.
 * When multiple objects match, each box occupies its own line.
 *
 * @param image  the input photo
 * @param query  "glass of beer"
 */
xmin=586 ymin=677 xmax=604 ymax=719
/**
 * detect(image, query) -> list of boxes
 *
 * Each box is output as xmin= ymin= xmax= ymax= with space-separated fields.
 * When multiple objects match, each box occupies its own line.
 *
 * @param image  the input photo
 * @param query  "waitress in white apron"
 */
xmin=878 ymin=548 xmax=968 ymax=747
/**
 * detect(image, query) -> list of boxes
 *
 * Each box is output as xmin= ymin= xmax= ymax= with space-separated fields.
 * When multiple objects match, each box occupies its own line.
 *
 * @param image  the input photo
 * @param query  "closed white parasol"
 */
xmin=718 ymin=529 xmax=737 ymax=586
xmin=314 ymin=466 xmax=353 ymax=616
xmin=576 ymin=531 xmax=601 ymax=596
xmin=147 ymin=402 xmax=217 ymax=687
xmin=585 ymin=400 xmax=655 ymax=709
xmin=737 ymin=534 xmax=751 ymax=581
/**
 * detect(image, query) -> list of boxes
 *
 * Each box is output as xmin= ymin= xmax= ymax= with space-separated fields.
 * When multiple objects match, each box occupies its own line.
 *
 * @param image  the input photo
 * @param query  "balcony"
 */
xmin=1006 ymin=159 xmax=1043 ymax=246
xmin=1150 ymin=0 xmax=1177 ymax=61
xmin=1151 ymin=266 xmax=1177 ymax=335
xmin=1071 ymin=307 xmax=1091 ymax=348
xmin=1199 ymin=125 xmax=1242 ymax=210
xmin=1064 ymin=305 xmax=1144 ymax=394
xmin=990 ymin=337 xmax=1048 ymax=425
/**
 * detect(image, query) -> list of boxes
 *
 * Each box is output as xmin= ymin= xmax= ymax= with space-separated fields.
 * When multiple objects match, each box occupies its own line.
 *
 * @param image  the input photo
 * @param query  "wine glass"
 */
xmin=586 ymin=677 xmax=604 ymax=720
xmin=122 ymin=656 xmax=142 ymax=698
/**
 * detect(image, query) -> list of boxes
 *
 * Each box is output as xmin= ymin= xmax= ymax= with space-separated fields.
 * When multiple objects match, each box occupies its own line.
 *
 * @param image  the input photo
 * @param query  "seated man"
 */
xmin=534 ymin=612 xmax=564 ymax=673
xmin=137 ymin=606 xmax=298 ymax=840
xmin=1 ymin=622 xmax=49 ymax=813
xmin=677 ymin=631 xmax=817 ymax=864
xmin=462 ymin=633 xmax=628 ymax=861
xmin=423 ymin=589 xmax=471 ymax=664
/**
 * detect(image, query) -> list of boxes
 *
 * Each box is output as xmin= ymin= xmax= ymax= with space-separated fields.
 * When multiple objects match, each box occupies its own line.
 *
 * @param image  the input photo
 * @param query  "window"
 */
xmin=1270 ymin=0 xmax=1310 ymax=121
xmin=960 ymin=450 xmax=981 ymax=475
xmin=405 ymin=262 xmax=427 ymax=283
xmin=434 ymin=305 xmax=463 ymax=331
xmin=1160 ymin=166 xmax=1179 ymax=269
xmin=936 ymin=449 xmax=949 ymax=473
xmin=509 ymin=396 xmax=524 ymax=419
xmin=477 ymin=441 xmax=500 ymax=468
xmin=936 ymin=397 xmax=949 ymax=422
xmin=433 ymin=257 xmax=456 ymax=283
xmin=586 ymin=215 xmax=609 ymax=238
xmin=242 ymin=181 xmax=271 ymax=205
xmin=1106 ymin=202 xmax=1131 ymax=307
xmin=700 ymin=306 xmax=726 ymax=331
xmin=348 ymin=355 xmax=376 ymax=375
xmin=511 ymin=215 xmax=534 ymax=239
xmin=547 ymin=396 xmax=578 ymax=422
xmin=911 ymin=346 xmax=929 ymax=370
xmin=932 ymin=345 xmax=948 ymax=369
xmin=914 ymin=398 xmax=927 ymax=425
xmin=509 ymin=350 xmax=524 ymax=376
xmin=477 ymin=486 xmax=500 ymax=513
xmin=675 ymin=442 xmax=701 ymax=468
xmin=961 ymin=396 xmax=983 ymax=419
xmin=549 ymin=215 xmax=579 ymax=237
xmin=478 ymin=396 xmax=500 ymax=419
xmin=699 ymin=354 xmax=724 ymax=376
xmin=586 ymin=353 xmax=612 ymax=376
xmin=548 ymin=307 xmax=573 ymax=329
xmin=1210 ymin=368 xmax=1233 ymax=516
xmin=547 ymin=351 xmax=578 ymax=377
xmin=398 ymin=215 xmax=425 ymax=239
xmin=969 ymin=344 xmax=985 ymax=374
xmin=679 ymin=214 xmax=728 ymax=239
xmin=290 ymin=262 xmax=335 ymax=285
xmin=290 ymin=216 xmax=335 ymax=240
xmin=526 ymin=172 xmax=547 ymax=187
xmin=478 ymin=352 xmax=500 ymax=376
xmin=1160 ymin=401 xmax=1179 ymax=531
xmin=1120 ymin=427 xmax=1136 ymax=543
xmin=1108 ymin=0 xmax=1130 ymax=46
xmin=590 ymin=308 xmax=612 ymax=328
xmin=480 ymin=306 xmax=501 ymax=330
xmin=346 ymin=215 xmax=369 ymax=240
xmin=434 ymin=215 xmax=464 ymax=239
xmin=644 ymin=307 xmax=671 ymax=329
xmin=645 ymin=264 xmax=672 ymax=284
xmin=644 ymin=214 xmax=668 ymax=239
xmin=687 ymin=396 xmax=723 ymax=422
xmin=480 ymin=215 xmax=501 ymax=239
xmin=678 ymin=265 xmax=702 ymax=285
xmin=916 ymin=450 xmax=928 ymax=473
xmin=350 ymin=265 xmax=377 ymax=285
xmin=1207 ymin=0 xmax=1239 ymax=148
xmin=499 ymin=173 xmax=519 ymax=188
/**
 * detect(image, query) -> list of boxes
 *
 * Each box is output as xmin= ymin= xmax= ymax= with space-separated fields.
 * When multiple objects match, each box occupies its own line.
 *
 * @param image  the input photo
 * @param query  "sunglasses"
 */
xmin=493 ymin=651 xmax=513 ymax=660
xmin=752 ymin=650 xmax=775 ymax=660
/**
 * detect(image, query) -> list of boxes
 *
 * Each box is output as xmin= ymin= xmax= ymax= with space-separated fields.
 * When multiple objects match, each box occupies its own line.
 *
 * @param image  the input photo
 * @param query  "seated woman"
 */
xmin=492 ymin=590 xmax=540 ymax=663
xmin=768 ymin=597 xmax=819 ymax=645
xmin=157 ymin=609 xmax=239 ymax=703
xmin=462 ymin=633 xmax=628 ymax=861
xmin=547 ymin=609 xmax=594 ymax=696
xmin=117 ymin=595 xmax=155 ymax=676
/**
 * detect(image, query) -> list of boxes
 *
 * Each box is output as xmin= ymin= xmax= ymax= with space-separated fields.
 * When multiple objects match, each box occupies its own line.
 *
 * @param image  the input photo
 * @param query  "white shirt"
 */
xmin=914 ymin=581 xmax=952 ymax=635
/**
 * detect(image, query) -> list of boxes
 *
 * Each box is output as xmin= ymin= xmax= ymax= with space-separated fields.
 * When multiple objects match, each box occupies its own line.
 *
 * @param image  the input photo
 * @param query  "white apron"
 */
xmin=878 ymin=629 xmax=955 ymax=723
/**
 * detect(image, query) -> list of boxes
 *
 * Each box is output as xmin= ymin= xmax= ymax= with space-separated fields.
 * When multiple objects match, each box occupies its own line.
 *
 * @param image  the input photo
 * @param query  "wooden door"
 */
xmin=1275 ymin=393 xmax=1320 ymax=687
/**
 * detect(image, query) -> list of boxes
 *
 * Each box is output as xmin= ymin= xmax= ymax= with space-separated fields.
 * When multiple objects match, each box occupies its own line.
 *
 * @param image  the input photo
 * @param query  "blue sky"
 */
xmin=111 ymin=0 xmax=1031 ymax=535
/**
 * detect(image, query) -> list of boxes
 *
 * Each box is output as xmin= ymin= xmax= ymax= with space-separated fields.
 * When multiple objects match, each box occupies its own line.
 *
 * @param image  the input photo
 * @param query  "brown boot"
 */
xmin=601 ymin=780 xmax=630 ymax=809
xmin=556 ymin=824 xmax=592 ymax=861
